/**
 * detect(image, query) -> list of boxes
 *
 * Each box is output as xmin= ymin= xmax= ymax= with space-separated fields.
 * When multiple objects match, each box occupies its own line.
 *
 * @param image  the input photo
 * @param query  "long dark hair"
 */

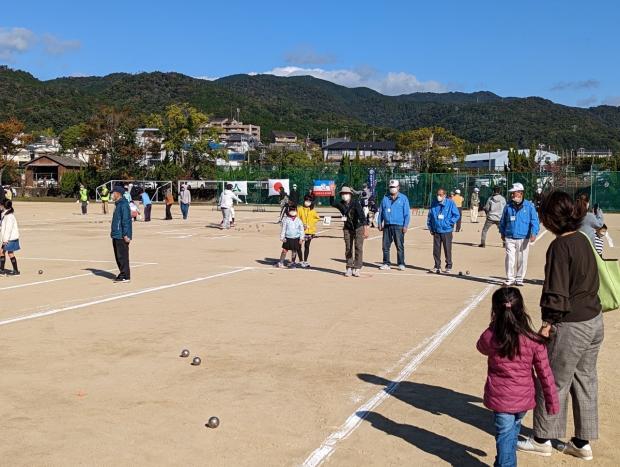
xmin=2 ymin=199 xmax=14 ymax=215
xmin=490 ymin=287 xmax=545 ymax=359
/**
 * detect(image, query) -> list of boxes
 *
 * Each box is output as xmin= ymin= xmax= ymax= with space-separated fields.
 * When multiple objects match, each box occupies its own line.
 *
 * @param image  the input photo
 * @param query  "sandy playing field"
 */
xmin=0 ymin=201 xmax=618 ymax=466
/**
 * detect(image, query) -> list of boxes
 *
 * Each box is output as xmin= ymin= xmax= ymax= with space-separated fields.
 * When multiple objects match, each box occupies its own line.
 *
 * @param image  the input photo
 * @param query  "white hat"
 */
xmin=508 ymin=182 xmax=525 ymax=193
xmin=455 ymin=189 xmax=461 ymax=194
xmin=474 ymin=187 xmax=480 ymax=192
xmin=536 ymin=187 xmax=542 ymax=193
xmin=389 ymin=179 xmax=400 ymax=188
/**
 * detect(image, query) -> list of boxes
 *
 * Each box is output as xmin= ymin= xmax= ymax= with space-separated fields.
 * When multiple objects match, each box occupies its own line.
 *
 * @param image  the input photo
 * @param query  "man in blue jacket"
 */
xmin=378 ymin=180 xmax=410 ymax=270
xmin=427 ymin=188 xmax=461 ymax=273
xmin=111 ymin=185 xmax=133 ymax=283
xmin=499 ymin=182 xmax=539 ymax=286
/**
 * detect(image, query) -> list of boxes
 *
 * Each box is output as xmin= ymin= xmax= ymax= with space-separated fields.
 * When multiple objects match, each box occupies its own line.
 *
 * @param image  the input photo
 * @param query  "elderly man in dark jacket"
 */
xmin=111 ymin=185 xmax=133 ymax=283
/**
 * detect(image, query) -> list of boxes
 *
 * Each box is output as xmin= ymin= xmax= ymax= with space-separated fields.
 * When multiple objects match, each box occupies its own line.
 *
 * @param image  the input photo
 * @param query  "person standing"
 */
xmin=290 ymin=184 xmax=300 ymax=204
xmin=140 ymin=188 xmax=152 ymax=222
xmin=298 ymin=194 xmax=321 ymax=268
xmin=79 ymin=184 xmax=88 ymax=215
xmin=219 ymin=183 xmax=243 ymax=229
xmin=332 ymin=186 xmax=368 ymax=277
xmin=479 ymin=186 xmax=507 ymax=248
xmin=179 ymin=184 xmax=191 ymax=220
xmin=452 ymin=189 xmax=464 ymax=232
xmin=277 ymin=187 xmax=290 ymax=223
xmin=123 ymin=184 xmax=132 ymax=203
xmin=534 ymin=187 xmax=544 ymax=213
xmin=427 ymin=188 xmax=460 ymax=273
xmin=470 ymin=187 xmax=480 ymax=223
xmin=518 ymin=191 xmax=603 ymax=461
xmin=100 ymin=185 xmax=110 ymax=214
xmin=164 ymin=189 xmax=174 ymax=220
xmin=499 ymin=183 xmax=539 ymax=286
xmin=0 ymin=200 xmax=21 ymax=275
xmin=378 ymin=180 xmax=410 ymax=271
xmin=577 ymin=193 xmax=604 ymax=245
xmin=110 ymin=186 xmax=132 ymax=283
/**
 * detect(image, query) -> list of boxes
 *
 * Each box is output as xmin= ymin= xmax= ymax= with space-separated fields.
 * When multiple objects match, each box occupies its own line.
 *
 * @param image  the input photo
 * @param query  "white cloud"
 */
xmin=255 ymin=66 xmax=447 ymax=95
xmin=602 ymin=96 xmax=620 ymax=106
xmin=195 ymin=76 xmax=219 ymax=81
xmin=284 ymin=45 xmax=336 ymax=66
xmin=42 ymin=34 xmax=81 ymax=55
xmin=0 ymin=27 xmax=36 ymax=60
xmin=551 ymin=79 xmax=600 ymax=91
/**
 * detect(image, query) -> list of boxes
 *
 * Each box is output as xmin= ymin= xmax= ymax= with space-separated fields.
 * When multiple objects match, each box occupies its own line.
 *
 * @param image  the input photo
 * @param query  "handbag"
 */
xmin=581 ymin=232 xmax=620 ymax=312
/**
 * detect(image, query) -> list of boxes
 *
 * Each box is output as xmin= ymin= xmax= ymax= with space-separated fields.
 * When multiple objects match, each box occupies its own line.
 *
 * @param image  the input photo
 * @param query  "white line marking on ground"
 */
xmin=606 ymin=232 xmax=614 ymax=248
xmin=301 ymin=284 xmax=494 ymax=467
xmin=0 ymin=264 xmax=154 ymax=291
xmin=0 ymin=268 xmax=250 ymax=327
xmin=367 ymin=234 xmax=382 ymax=241
xmin=20 ymin=257 xmax=157 ymax=266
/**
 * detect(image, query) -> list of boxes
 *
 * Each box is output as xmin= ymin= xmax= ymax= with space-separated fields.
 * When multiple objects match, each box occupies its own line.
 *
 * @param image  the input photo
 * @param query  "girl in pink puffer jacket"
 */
xmin=477 ymin=287 xmax=559 ymax=466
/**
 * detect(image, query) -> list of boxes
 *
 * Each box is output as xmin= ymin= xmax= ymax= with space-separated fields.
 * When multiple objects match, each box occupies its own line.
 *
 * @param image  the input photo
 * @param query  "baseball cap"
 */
xmin=455 ymin=189 xmax=461 ymax=194
xmin=508 ymin=182 xmax=525 ymax=192
xmin=389 ymin=179 xmax=400 ymax=188
xmin=474 ymin=187 xmax=480 ymax=192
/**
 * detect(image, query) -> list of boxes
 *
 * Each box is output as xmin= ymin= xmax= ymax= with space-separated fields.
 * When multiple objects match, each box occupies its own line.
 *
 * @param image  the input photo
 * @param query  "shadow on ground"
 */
xmin=84 ymin=268 xmax=116 ymax=280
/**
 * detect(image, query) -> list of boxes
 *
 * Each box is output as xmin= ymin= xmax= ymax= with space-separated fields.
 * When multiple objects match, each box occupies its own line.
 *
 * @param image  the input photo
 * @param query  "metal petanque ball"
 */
xmin=466 ymin=270 xmax=471 ymax=276
xmin=38 ymin=270 xmax=44 ymax=275
xmin=458 ymin=271 xmax=463 ymax=276
xmin=207 ymin=416 xmax=220 ymax=429
xmin=180 ymin=349 xmax=190 ymax=358
xmin=192 ymin=356 xmax=202 ymax=366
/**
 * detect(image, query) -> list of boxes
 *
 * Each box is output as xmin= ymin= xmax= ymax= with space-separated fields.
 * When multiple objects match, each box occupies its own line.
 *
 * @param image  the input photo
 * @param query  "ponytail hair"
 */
xmin=2 ymin=199 xmax=14 ymax=215
xmin=539 ymin=190 xmax=586 ymax=235
xmin=490 ymin=287 xmax=544 ymax=359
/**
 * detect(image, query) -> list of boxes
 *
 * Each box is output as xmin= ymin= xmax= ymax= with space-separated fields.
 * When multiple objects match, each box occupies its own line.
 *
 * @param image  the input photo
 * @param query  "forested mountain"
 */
xmin=1 ymin=66 xmax=619 ymax=150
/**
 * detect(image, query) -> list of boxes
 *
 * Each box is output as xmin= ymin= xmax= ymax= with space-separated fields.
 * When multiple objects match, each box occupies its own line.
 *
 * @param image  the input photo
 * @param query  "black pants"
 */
xmin=382 ymin=225 xmax=405 ymax=266
xmin=433 ymin=232 xmax=453 ymax=270
xmin=301 ymin=237 xmax=312 ymax=262
xmin=456 ymin=208 xmax=462 ymax=232
xmin=112 ymin=239 xmax=130 ymax=279
xmin=81 ymin=201 xmax=88 ymax=215
xmin=144 ymin=204 xmax=152 ymax=222
xmin=165 ymin=204 xmax=172 ymax=220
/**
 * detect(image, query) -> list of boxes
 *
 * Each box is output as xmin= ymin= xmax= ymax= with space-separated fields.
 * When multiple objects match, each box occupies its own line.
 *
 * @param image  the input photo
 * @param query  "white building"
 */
xmin=135 ymin=128 xmax=166 ymax=166
xmin=464 ymin=149 xmax=559 ymax=171
xmin=323 ymin=141 xmax=398 ymax=162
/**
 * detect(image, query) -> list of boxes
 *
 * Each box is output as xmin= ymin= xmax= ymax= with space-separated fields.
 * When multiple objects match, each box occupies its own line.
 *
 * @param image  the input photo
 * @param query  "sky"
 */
xmin=2 ymin=0 xmax=619 ymax=107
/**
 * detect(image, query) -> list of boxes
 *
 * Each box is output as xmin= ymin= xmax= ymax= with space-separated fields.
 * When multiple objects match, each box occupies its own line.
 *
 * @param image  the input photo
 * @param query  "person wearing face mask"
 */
xmin=427 ymin=188 xmax=461 ymax=274
xmin=378 ymin=180 xmax=410 ymax=270
xmin=276 ymin=204 xmax=305 ymax=268
xmin=499 ymin=183 xmax=540 ymax=286
xmin=452 ymin=189 xmax=464 ymax=232
xmin=470 ymin=187 xmax=480 ymax=223
xmin=298 ymin=195 xmax=321 ymax=268
xmin=331 ymin=186 xmax=369 ymax=277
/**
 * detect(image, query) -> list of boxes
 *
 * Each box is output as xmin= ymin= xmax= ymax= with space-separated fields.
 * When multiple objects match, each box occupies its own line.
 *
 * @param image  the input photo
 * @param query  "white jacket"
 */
xmin=1 ymin=213 xmax=19 ymax=243
xmin=219 ymin=189 xmax=242 ymax=209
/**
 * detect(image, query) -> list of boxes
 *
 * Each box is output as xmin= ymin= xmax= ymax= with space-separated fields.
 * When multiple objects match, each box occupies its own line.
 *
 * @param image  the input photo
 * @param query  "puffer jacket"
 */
xmin=427 ymin=198 xmax=460 ymax=234
xmin=499 ymin=200 xmax=540 ymax=239
xmin=477 ymin=328 xmax=559 ymax=414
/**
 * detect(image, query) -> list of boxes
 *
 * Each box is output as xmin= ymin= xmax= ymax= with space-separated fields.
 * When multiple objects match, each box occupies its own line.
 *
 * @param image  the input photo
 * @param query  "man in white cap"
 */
xmin=378 ymin=179 xmax=410 ymax=270
xmin=470 ymin=187 xmax=480 ymax=223
xmin=499 ymin=182 xmax=540 ymax=286
xmin=452 ymin=189 xmax=464 ymax=232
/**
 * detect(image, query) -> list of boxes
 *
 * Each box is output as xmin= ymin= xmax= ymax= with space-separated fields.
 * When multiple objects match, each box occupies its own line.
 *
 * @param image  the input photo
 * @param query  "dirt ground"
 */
xmin=0 ymin=201 xmax=618 ymax=466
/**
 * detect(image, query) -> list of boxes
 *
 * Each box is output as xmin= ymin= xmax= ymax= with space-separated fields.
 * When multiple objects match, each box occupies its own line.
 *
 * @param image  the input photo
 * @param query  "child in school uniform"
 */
xmin=0 ymin=200 xmax=21 ymax=275
xmin=477 ymin=287 xmax=559 ymax=466
xmin=298 ymin=194 xmax=321 ymax=268
xmin=277 ymin=204 xmax=304 ymax=268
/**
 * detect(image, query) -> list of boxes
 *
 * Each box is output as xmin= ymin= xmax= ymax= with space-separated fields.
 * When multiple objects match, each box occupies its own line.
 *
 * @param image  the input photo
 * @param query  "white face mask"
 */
xmin=437 ymin=195 xmax=444 ymax=202
xmin=342 ymin=194 xmax=351 ymax=202
xmin=288 ymin=211 xmax=297 ymax=217
xmin=389 ymin=187 xmax=398 ymax=194
xmin=304 ymin=201 xmax=311 ymax=207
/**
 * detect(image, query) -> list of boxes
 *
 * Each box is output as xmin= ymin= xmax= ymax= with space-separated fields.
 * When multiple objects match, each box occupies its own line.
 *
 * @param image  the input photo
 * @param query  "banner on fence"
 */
xmin=312 ymin=179 xmax=336 ymax=197
xmin=226 ymin=181 xmax=248 ymax=196
xmin=268 ymin=179 xmax=290 ymax=196
xmin=368 ymin=169 xmax=377 ymax=195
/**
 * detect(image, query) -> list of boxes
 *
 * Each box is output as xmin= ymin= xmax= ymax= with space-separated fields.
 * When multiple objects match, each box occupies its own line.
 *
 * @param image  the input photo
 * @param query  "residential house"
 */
xmin=205 ymin=118 xmax=261 ymax=142
xmin=136 ymin=128 xmax=166 ymax=166
xmin=24 ymin=154 xmax=84 ymax=187
xmin=464 ymin=149 xmax=559 ymax=171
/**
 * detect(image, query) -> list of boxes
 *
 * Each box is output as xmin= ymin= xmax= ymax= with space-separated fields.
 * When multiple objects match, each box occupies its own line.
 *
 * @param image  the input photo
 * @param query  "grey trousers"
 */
xmin=534 ymin=313 xmax=604 ymax=440
xmin=343 ymin=227 xmax=365 ymax=269
xmin=480 ymin=218 xmax=500 ymax=245
xmin=432 ymin=232 xmax=453 ymax=269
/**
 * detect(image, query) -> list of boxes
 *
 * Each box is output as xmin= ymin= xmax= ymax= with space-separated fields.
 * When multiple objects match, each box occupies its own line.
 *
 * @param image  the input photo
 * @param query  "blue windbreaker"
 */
xmin=378 ymin=192 xmax=411 ymax=227
xmin=499 ymin=200 xmax=540 ymax=239
xmin=111 ymin=197 xmax=133 ymax=240
xmin=427 ymin=198 xmax=460 ymax=234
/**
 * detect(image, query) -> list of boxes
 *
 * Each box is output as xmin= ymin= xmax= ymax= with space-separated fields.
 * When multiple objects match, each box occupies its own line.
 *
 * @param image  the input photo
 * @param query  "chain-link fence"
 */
xmin=177 ymin=167 xmax=620 ymax=211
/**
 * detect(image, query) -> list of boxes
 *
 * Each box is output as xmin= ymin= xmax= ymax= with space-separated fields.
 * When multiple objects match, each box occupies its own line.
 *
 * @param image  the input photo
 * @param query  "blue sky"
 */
xmin=2 ymin=0 xmax=619 ymax=107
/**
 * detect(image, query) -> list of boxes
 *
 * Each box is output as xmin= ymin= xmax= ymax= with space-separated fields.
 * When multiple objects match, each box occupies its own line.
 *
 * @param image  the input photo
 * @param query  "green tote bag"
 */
xmin=582 ymin=232 xmax=620 ymax=312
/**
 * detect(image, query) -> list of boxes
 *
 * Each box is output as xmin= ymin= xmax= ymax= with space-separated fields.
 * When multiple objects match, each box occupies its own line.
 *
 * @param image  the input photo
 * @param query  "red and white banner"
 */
xmin=268 ymin=179 xmax=290 ymax=196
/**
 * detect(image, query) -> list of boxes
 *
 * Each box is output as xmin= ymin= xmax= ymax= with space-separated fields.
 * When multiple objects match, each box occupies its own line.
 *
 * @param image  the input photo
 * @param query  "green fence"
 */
xmin=203 ymin=167 xmax=620 ymax=211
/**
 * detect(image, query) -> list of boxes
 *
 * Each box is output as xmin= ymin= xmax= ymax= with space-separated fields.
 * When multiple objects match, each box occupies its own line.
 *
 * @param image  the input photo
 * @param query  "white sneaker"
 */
xmin=352 ymin=269 xmax=360 ymax=277
xmin=345 ymin=268 xmax=353 ymax=277
xmin=504 ymin=280 xmax=515 ymax=286
xmin=429 ymin=268 xmax=440 ymax=274
xmin=275 ymin=262 xmax=283 ymax=268
xmin=398 ymin=264 xmax=406 ymax=271
xmin=379 ymin=264 xmax=391 ymax=270
xmin=558 ymin=441 xmax=593 ymax=461
xmin=517 ymin=437 xmax=552 ymax=457
xmin=443 ymin=269 xmax=452 ymax=274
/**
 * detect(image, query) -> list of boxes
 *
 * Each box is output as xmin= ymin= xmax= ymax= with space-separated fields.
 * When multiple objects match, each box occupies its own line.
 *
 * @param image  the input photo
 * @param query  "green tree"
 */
xmin=398 ymin=127 xmax=466 ymax=172
xmin=60 ymin=123 xmax=89 ymax=155
xmin=0 ymin=117 xmax=30 ymax=185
